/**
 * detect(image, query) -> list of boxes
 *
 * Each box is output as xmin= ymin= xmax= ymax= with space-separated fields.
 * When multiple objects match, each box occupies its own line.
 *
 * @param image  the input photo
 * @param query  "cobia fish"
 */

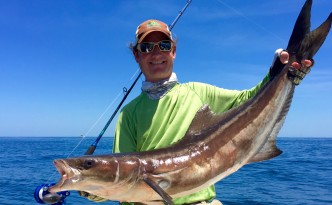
xmin=49 ymin=0 xmax=331 ymax=204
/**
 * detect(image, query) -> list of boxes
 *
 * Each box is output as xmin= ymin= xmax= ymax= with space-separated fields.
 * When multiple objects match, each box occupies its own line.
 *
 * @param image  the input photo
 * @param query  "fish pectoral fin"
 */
xmin=142 ymin=174 xmax=173 ymax=205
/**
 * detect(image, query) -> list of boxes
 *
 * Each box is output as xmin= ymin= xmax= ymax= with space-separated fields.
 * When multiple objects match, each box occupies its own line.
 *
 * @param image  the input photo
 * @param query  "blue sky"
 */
xmin=1 ymin=0 xmax=331 ymax=138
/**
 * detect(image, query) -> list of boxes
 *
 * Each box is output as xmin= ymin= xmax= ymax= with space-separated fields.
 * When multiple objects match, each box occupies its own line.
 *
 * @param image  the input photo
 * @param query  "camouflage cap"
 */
xmin=136 ymin=19 xmax=173 ymax=43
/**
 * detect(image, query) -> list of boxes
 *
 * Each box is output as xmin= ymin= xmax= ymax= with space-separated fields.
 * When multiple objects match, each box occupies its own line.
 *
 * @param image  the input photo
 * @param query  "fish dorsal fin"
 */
xmin=187 ymin=103 xmax=245 ymax=135
xmin=181 ymin=104 xmax=241 ymax=146
xmin=186 ymin=104 xmax=219 ymax=135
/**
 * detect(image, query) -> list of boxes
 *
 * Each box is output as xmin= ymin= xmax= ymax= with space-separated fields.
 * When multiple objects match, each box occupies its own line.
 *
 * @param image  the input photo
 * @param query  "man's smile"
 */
xmin=150 ymin=60 xmax=166 ymax=65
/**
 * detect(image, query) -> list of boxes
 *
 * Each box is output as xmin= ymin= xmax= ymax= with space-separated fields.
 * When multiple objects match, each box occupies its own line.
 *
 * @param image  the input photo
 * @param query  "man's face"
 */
xmin=134 ymin=32 xmax=176 ymax=83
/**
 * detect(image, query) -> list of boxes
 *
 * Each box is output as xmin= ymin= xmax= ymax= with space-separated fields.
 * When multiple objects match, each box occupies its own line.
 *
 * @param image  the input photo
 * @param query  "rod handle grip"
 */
xmin=84 ymin=145 xmax=96 ymax=155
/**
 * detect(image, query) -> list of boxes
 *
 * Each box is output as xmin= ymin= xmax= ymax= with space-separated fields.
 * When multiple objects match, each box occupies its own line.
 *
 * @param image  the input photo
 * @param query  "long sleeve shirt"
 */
xmin=113 ymin=74 xmax=270 ymax=204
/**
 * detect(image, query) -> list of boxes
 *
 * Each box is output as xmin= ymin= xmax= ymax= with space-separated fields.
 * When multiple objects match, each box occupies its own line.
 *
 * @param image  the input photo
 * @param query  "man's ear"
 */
xmin=172 ymin=45 xmax=176 ymax=59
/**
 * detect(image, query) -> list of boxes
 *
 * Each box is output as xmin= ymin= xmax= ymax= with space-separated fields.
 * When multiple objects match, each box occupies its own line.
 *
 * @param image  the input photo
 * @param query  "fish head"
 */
xmin=48 ymin=155 xmax=121 ymax=194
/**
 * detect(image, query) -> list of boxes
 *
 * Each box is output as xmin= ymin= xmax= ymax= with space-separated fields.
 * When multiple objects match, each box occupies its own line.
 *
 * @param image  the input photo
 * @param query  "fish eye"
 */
xmin=83 ymin=159 xmax=95 ymax=169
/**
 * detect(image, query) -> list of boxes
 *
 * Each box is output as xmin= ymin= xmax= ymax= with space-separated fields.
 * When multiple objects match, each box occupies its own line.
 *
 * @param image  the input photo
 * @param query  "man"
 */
xmin=82 ymin=19 xmax=312 ymax=204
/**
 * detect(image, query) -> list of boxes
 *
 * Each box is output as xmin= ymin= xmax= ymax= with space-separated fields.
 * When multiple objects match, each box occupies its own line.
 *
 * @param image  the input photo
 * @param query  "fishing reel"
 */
xmin=34 ymin=183 xmax=70 ymax=205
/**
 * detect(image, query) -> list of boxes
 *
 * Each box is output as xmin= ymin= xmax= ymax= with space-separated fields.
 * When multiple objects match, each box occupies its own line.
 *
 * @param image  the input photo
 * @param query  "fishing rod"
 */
xmin=34 ymin=1 xmax=192 ymax=204
xmin=84 ymin=0 xmax=192 ymax=156
xmin=84 ymin=72 xmax=142 ymax=155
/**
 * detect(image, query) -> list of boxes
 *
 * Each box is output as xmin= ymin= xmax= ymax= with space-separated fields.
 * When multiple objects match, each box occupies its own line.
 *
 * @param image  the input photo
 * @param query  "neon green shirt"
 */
xmin=113 ymin=74 xmax=270 ymax=204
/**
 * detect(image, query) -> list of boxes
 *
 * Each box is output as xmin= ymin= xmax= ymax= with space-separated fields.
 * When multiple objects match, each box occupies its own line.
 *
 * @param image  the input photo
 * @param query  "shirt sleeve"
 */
xmin=189 ymin=73 xmax=270 ymax=113
xmin=228 ymin=73 xmax=271 ymax=108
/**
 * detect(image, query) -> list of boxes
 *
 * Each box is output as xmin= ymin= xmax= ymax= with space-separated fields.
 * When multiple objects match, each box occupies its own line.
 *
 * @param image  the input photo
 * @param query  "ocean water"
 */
xmin=0 ymin=137 xmax=331 ymax=205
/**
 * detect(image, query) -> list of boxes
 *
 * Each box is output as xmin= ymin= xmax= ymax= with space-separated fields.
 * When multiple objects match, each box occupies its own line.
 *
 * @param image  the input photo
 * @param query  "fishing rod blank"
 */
xmin=84 ymin=0 xmax=193 ymax=156
xmin=84 ymin=72 xmax=142 ymax=155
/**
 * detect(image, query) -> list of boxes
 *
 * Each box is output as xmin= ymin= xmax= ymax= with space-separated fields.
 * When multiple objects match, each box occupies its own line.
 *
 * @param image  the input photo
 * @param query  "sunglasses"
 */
xmin=137 ymin=40 xmax=173 ymax=53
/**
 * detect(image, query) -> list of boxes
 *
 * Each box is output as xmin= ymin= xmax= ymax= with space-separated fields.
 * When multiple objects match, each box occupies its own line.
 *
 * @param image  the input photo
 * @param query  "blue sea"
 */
xmin=0 ymin=137 xmax=331 ymax=205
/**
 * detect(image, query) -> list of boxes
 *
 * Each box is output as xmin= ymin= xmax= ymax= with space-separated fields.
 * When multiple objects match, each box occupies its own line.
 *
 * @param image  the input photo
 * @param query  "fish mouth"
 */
xmin=48 ymin=159 xmax=77 ymax=193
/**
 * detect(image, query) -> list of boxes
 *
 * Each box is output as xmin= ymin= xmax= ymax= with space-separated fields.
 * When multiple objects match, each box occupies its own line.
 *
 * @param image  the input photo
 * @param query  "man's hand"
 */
xmin=269 ymin=48 xmax=314 ymax=85
xmin=288 ymin=59 xmax=314 ymax=85
xmin=269 ymin=49 xmax=289 ymax=78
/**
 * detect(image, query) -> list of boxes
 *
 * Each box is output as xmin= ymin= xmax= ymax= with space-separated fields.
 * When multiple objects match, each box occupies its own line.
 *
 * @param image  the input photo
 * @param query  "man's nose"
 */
xmin=151 ymin=44 xmax=162 ymax=54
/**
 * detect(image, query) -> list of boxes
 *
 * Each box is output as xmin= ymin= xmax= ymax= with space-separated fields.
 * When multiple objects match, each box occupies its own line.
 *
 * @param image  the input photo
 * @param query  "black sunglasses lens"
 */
xmin=138 ymin=41 xmax=172 ymax=53
xmin=158 ymin=41 xmax=172 ymax=51
xmin=139 ymin=43 xmax=154 ymax=53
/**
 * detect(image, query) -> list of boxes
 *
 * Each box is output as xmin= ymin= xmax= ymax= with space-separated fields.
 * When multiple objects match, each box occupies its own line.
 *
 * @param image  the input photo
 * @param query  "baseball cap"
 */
xmin=135 ymin=19 xmax=173 ymax=43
